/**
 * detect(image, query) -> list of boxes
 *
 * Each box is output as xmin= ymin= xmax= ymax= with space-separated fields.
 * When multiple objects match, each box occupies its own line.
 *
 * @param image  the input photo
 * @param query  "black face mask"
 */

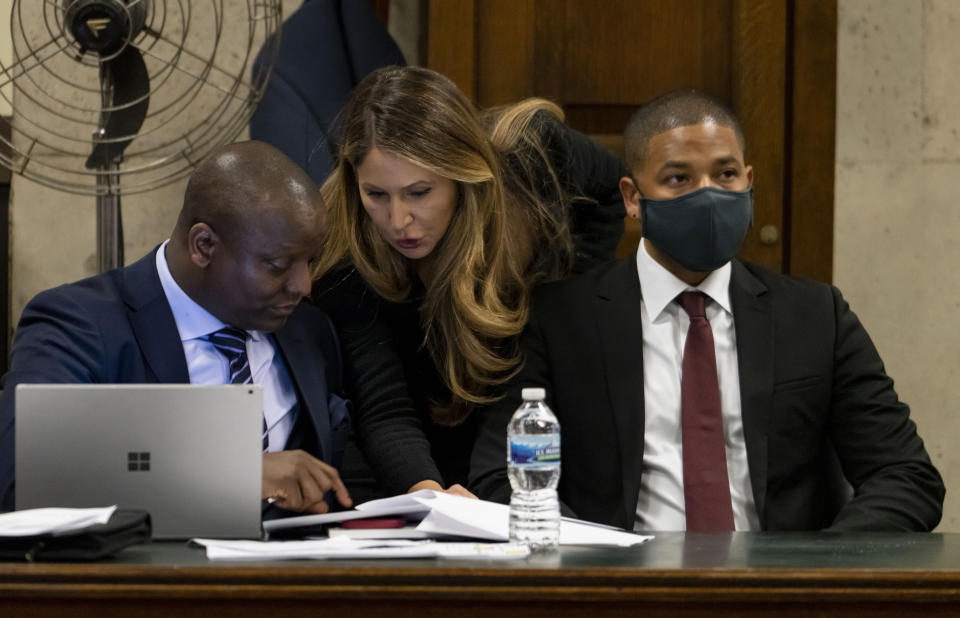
xmin=640 ymin=186 xmax=754 ymax=272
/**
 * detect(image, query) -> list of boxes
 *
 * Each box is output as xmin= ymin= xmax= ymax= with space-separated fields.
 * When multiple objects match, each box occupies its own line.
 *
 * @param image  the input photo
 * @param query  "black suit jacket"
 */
xmin=249 ymin=0 xmax=405 ymax=185
xmin=470 ymin=255 xmax=945 ymax=531
xmin=0 ymin=247 xmax=350 ymax=511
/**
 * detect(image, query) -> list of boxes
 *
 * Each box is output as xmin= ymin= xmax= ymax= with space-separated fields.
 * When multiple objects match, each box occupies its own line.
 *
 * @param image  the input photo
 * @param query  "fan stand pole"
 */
xmin=96 ymin=162 xmax=123 ymax=272
xmin=95 ymin=53 xmax=123 ymax=274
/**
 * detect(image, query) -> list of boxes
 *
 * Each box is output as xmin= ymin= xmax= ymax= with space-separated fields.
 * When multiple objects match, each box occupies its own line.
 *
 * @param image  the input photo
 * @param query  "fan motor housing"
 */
xmin=63 ymin=0 xmax=147 ymax=56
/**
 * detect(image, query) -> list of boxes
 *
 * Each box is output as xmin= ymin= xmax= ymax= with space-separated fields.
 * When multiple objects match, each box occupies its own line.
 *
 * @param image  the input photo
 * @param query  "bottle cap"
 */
xmin=521 ymin=387 xmax=546 ymax=401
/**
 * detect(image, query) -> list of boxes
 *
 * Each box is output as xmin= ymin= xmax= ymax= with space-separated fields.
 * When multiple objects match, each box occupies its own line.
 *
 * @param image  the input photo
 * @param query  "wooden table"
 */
xmin=2 ymin=532 xmax=959 ymax=616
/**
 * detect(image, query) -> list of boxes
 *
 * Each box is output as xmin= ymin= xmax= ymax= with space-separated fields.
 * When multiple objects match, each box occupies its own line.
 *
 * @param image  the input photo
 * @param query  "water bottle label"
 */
xmin=509 ymin=435 xmax=560 ymax=466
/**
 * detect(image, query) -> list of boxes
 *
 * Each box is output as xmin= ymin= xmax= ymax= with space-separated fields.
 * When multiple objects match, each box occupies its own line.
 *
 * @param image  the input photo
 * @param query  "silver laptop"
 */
xmin=15 ymin=384 xmax=263 ymax=539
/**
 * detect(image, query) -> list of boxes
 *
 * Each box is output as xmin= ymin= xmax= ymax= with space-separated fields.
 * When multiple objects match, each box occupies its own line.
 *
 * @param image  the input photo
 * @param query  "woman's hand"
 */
xmin=407 ymin=479 xmax=477 ymax=499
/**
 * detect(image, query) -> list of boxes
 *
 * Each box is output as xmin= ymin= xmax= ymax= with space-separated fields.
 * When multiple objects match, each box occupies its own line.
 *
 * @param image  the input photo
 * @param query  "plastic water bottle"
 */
xmin=507 ymin=387 xmax=561 ymax=550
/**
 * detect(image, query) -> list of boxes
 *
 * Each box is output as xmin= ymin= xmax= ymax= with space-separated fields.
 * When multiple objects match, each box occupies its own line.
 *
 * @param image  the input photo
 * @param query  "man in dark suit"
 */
xmin=0 ymin=141 xmax=353 ymax=515
xmin=469 ymin=91 xmax=945 ymax=532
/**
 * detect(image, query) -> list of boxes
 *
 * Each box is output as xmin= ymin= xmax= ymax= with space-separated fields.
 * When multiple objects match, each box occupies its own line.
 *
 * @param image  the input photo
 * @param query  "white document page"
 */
xmin=193 ymin=536 xmax=532 ymax=561
xmin=262 ymin=496 xmax=431 ymax=533
xmin=412 ymin=491 xmax=649 ymax=546
xmin=327 ymin=526 xmax=439 ymax=540
xmin=263 ymin=491 xmax=650 ymax=547
xmin=0 ymin=506 xmax=117 ymax=537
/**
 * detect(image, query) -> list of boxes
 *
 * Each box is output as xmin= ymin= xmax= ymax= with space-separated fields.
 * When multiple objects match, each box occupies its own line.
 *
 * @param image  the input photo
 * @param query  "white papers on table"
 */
xmin=0 ymin=505 xmax=117 ymax=537
xmin=193 ymin=536 xmax=532 ymax=561
xmin=328 ymin=526 xmax=438 ymax=540
xmin=262 ymin=490 xmax=650 ymax=547
xmin=261 ymin=499 xmax=431 ymax=531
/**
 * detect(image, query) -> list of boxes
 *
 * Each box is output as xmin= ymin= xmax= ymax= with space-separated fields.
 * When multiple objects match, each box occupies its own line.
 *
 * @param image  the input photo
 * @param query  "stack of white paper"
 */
xmin=263 ymin=490 xmax=649 ymax=547
xmin=194 ymin=492 xmax=649 ymax=561
xmin=194 ymin=536 xmax=532 ymax=561
xmin=0 ymin=505 xmax=117 ymax=536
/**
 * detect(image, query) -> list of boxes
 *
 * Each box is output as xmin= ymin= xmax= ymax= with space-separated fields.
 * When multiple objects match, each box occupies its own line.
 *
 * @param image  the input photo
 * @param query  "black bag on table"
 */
xmin=0 ymin=509 xmax=151 ymax=562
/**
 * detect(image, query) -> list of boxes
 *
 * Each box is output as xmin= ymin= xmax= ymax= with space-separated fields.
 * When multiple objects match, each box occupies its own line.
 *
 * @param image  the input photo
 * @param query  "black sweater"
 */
xmin=313 ymin=118 xmax=628 ymax=494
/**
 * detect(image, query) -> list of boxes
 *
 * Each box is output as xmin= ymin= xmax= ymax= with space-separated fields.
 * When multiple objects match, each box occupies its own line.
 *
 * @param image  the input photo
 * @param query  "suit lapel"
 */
xmin=274 ymin=312 xmax=331 ymax=462
xmin=595 ymin=255 xmax=646 ymax=525
xmin=121 ymin=247 xmax=190 ymax=383
xmin=729 ymin=260 xmax=773 ymax=527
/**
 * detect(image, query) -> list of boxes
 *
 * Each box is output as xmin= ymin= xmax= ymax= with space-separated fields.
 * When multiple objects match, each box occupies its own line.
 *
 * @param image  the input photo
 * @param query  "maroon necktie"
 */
xmin=676 ymin=291 xmax=735 ymax=532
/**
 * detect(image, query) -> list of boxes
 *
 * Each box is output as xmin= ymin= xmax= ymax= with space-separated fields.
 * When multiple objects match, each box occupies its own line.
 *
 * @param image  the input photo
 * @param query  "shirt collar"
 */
xmin=155 ymin=240 xmax=264 ymax=343
xmin=636 ymin=239 xmax=733 ymax=319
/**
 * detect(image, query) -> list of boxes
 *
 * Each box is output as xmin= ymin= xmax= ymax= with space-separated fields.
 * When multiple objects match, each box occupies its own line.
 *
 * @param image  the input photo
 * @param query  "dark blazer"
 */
xmin=469 ymin=254 xmax=945 ymax=532
xmin=312 ymin=116 xmax=628 ymax=495
xmin=0 ymin=248 xmax=349 ymax=511
xmin=249 ymin=0 xmax=405 ymax=185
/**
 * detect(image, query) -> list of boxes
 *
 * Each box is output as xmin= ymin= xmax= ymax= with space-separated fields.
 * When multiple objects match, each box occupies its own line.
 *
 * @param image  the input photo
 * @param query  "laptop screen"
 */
xmin=15 ymin=384 xmax=263 ymax=539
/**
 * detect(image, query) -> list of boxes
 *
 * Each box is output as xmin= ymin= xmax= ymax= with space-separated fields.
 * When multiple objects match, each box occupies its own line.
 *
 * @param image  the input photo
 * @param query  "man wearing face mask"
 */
xmin=469 ymin=91 xmax=945 ymax=532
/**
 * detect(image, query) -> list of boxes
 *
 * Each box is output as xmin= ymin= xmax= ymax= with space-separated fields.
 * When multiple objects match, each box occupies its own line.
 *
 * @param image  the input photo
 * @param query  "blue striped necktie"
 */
xmin=208 ymin=327 xmax=269 ymax=451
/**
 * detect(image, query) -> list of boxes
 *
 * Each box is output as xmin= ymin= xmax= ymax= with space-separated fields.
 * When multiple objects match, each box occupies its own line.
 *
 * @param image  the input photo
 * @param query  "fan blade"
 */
xmin=85 ymin=46 xmax=150 ymax=169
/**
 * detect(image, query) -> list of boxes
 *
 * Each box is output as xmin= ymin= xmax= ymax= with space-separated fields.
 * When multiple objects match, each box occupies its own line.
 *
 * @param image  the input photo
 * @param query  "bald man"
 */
xmin=0 ymin=141 xmax=353 ymax=515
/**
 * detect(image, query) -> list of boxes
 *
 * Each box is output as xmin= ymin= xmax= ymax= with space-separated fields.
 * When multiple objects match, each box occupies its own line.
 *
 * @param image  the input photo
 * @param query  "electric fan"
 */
xmin=0 ymin=0 xmax=283 ymax=270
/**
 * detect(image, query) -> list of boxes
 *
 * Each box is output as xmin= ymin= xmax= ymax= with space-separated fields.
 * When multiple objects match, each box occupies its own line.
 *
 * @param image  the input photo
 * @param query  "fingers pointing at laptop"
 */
xmin=262 ymin=450 xmax=353 ymax=513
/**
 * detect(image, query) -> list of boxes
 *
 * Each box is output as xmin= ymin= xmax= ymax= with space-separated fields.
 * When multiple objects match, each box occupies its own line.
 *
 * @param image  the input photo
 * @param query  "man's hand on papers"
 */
xmin=407 ymin=480 xmax=477 ymax=499
xmin=262 ymin=450 xmax=353 ymax=513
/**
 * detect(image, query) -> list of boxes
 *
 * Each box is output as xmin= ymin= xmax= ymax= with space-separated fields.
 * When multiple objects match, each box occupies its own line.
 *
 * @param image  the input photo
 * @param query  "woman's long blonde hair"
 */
xmin=315 ymin=66 xmax=573 ymax=424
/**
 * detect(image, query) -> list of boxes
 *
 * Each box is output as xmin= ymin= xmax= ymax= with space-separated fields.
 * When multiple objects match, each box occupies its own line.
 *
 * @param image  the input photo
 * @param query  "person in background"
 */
xmin=469 ymin=90 xmax=945 ymax=532
xmin=0 ymin=141 xmax=352 ymax=516
xmin=312 ymin=66 xmax=627 ymax=498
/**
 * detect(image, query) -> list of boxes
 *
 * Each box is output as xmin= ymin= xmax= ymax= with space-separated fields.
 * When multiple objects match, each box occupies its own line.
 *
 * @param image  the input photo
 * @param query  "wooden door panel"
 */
xmin=733 ymin=0 xmax=787 ymax=271
xmin=427 ymin=0 xmax=476 ymax=100
xmin=558 ymin=0 xmax=732 ymax=105
xmin=478 ymin=0 xmax=536 ymax=106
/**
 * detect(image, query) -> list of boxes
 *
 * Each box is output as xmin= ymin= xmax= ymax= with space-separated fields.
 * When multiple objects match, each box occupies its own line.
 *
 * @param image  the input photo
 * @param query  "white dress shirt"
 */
xmin=155 ymin=240 xmax=298 ymax=451
xmin=634 ymin=240 xmax=760 ymax=531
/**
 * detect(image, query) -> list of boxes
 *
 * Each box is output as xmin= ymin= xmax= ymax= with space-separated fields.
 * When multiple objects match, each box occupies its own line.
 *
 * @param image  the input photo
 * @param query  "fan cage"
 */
xmin=0 ymin=0 xmax=283 ymax=196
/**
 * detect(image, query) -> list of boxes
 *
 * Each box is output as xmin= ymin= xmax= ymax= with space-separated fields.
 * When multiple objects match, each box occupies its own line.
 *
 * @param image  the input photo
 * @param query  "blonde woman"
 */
xmin=313 ymin=66 xmax=625 ymax=497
